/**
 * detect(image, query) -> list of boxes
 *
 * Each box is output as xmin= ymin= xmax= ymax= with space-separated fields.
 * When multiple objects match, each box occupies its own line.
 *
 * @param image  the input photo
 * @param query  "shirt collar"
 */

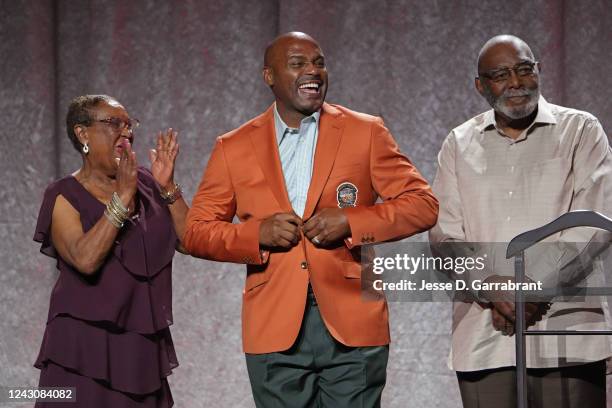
xmin=273 ymin=104 xmax=321 ymax=145
xmin=475 ymin=95 xmax=557 ymax=133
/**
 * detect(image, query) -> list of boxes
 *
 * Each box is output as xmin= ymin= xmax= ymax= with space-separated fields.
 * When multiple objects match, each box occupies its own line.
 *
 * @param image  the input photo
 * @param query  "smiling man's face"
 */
xmin=264 ymin=33 xmax=328 ymax=127
xmin=476 ymin=40 xmax=540 ymax=121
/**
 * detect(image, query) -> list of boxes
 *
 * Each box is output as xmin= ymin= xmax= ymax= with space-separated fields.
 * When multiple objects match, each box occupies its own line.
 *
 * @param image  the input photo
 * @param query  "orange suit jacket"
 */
xmin=184 ymin=103 xmax=438 ymax=354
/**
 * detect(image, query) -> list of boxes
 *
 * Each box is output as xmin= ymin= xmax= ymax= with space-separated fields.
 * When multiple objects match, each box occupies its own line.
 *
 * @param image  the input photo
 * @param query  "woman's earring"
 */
xmin=82 ymin=142 xmax=89 ymax=154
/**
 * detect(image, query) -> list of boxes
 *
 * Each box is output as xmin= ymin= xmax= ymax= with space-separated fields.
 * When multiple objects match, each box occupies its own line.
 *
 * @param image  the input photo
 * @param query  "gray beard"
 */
xmin=484 ymin=87 xmax=540 ymax=120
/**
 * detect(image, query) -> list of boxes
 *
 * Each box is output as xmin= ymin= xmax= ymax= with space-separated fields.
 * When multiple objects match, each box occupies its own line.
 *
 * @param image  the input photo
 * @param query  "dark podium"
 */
xmin=506 ymin=210 xmax=612 ymax=408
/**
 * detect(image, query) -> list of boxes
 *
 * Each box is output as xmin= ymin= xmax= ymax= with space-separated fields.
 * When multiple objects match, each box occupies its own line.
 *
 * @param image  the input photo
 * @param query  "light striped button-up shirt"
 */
xmin=430 ymin=96 xmax=612 ymax=370
xmin=274 ymin=105 xmax=320 ymax=217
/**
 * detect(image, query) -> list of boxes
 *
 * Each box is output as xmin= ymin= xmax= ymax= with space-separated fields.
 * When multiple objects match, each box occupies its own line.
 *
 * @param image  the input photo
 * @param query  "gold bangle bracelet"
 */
xmin=104 ymin=208 xmax=124 ymax=228
xmin=107 ymin=203 xmax=127 ymax=223
xmin=160 ymin=183 xmax=183 ymax=205
xmin=110 ymin=192 xmax=130 ymax=217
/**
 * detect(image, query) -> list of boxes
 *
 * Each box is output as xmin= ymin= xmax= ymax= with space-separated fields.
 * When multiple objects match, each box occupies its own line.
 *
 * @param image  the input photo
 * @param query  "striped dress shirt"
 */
xmin=274 ymin=105 xmax=320 ymax=217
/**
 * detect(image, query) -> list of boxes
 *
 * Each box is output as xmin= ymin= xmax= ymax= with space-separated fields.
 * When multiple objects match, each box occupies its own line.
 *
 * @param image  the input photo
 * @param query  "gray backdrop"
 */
xmin=2 ymin=0 xmax=611 ymax=407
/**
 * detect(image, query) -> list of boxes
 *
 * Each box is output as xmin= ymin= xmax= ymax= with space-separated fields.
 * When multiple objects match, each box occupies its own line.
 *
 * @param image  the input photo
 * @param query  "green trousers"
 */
xmin=245 ymin=287 xmax=389 ymax=408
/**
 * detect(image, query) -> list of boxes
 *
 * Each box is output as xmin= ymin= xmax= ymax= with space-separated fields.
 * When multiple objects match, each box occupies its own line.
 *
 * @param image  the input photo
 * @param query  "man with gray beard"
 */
xmin=430 ymin=35 xmax=612 ymax=407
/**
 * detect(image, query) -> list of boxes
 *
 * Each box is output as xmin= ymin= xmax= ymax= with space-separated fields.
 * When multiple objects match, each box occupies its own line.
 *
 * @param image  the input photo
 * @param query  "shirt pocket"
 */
xmin=521 ymin=157 xmax=572 ymax=206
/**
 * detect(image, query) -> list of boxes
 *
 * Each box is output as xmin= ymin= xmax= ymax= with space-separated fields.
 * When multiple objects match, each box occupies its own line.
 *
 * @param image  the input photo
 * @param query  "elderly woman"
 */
xmin=33 ymin=95 xmax=188 ymax=407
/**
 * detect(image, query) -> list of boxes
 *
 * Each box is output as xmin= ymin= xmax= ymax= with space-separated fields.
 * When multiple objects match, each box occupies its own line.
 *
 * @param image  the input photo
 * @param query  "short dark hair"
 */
xmin=65 ymin=94 xmax=115 ymax=152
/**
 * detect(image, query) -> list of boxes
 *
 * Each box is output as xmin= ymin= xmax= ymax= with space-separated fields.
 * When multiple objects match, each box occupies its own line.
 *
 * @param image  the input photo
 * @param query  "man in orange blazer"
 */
xmin=184 ymin=32 xmax=438 ymax=407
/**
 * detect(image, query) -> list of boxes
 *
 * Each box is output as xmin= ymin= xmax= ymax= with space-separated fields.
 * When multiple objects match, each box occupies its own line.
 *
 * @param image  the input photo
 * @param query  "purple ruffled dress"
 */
xmin=33 ymin=168 xmax=178 ymax=407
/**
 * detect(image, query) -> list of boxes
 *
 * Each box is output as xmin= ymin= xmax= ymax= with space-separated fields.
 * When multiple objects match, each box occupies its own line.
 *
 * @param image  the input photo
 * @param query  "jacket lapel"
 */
xmin=303 ymin=103 xmax=345 ymax=219
xmin=249 ymin=106 xmax=293 ymax=212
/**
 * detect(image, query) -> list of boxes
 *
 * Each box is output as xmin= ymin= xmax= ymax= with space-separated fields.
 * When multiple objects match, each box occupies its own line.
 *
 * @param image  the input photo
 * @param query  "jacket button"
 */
xmin=300 ymin=261 xmax=308 ymax=269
